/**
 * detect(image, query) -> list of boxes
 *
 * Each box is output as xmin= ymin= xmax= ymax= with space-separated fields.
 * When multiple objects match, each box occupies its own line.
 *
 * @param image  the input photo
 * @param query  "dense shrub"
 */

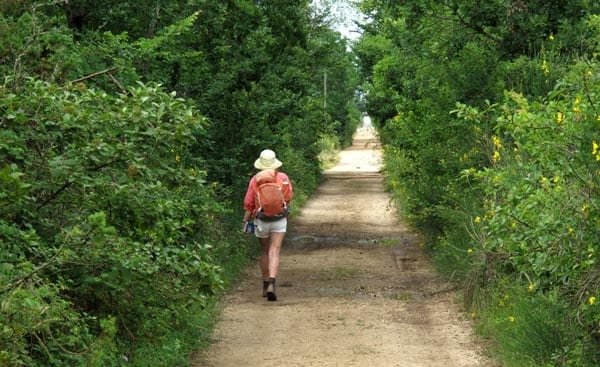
xmin=1 ymin=1 xmax=361 ymax=364
xmin=357 ymin=2 xmax=600 ymax=365
xmin=458 ymin=63 xmax=600 ymax=363
xmin=0 ymin=79 xmax=227 ymax=365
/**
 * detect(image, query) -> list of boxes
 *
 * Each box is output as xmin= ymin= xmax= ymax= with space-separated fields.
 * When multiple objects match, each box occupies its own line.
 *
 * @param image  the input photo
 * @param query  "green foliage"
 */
xmin=1 ymin=1 xmax=362 ymax=364
xmin=0 ymin=11 xmax=74 ymax=83
xmin=316 ymin=133 xmax=341 ymax=169
xmin=0 ymin=78 xmax=225 ymax=365
xmin=475 ymin=282 xmax=599 ymax=367
xmin=459 ymin=67 xmax=600 ymax=365
xmin=358 ymin=1 xmax=600 ymax=365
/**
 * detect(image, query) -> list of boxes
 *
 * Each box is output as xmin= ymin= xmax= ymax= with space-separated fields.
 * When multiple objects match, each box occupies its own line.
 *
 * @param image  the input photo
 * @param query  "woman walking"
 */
xmin=243 ymin=149 xmax=294 ymax=301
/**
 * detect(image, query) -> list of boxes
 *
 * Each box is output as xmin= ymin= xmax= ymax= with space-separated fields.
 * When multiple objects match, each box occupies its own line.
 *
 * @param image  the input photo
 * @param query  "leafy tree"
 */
xmin=0 ymin=1 xmax=362 ymax=364
xmin=356 ymin=0 xmax=600 ymax=364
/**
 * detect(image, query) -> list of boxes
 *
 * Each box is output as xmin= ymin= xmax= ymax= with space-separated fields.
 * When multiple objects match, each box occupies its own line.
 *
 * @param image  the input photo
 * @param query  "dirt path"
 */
xmin=193 ymin=127 xmax=493 ymax=367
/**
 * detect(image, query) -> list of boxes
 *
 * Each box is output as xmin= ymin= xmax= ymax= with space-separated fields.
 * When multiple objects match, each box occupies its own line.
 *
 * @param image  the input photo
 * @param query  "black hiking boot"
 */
xmin=262 ymin=281 xmax=269 ymax=297
xmin=266 ymin=278 xmax=277 ymax=301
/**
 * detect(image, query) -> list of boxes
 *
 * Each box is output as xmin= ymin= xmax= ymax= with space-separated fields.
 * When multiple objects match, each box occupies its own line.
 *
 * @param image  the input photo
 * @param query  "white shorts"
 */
xmin=255 ymin=217 xmax=287 ymax=238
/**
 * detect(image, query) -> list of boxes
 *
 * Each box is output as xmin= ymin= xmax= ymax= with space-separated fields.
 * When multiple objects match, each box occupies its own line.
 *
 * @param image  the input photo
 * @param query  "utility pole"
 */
xmin=323 ymin=71 xmax=327 ymax=110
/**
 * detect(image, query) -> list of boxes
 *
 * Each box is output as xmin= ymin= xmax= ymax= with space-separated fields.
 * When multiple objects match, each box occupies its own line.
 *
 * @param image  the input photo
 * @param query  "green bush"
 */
xmin=1 ymin=2 xmax=362 ymax=364
xmin=460 ymin=63 xmax=600 ymax=364
xmin=358 ymin=3 xmax=600 ymax=365
xmin=0 ymin=79 xmax=227 ymax=365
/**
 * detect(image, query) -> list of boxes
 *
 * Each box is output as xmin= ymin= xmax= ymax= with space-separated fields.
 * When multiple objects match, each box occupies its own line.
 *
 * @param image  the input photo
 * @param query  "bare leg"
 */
xmin=259 ymin=232 xmax=285 ymax=301
xmin=267 ymin=232 xmax=285 ymax=278
xmin=259 ymin=237 xmax=270 ymax=280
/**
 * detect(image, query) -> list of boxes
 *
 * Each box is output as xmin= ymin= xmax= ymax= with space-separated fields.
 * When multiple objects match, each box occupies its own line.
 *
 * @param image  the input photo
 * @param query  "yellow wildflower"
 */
xmin=541 ymin=60 xmax=549 ymax=75
xmin=548 ymin=33 xmax=555 ymax=41
xmin=589 ymin=296 xmax=596 ymax=306
xmin=568 ymin=227 xmax=575 ymax=235
xmin=528 ymin=283 xmax=536 ymax=292
xmin=474 ymin=216 xmax=481 ymax=224
xmin=175 ymin=155 xmax=181 ymax=163
xmin=467 ymin=248 xmax=473 ymax=255
xmin=491 ymin=135 xmax=502 ymax=149
xmin=555 ymin=112 xmax=564 ymax=124
xmin=573 ymin=97 xmax=581 ymax=113
xmin=508 ymin=316 xmax=516 ymax=322
xmin=582 ymin=203 xmax=590 ymax=214
xmin=552 ymin=176 xmax=560 ymax=183
xmin=593 ymin=141 xmax=600 ymax=161
xmin=492 ymin=151 xmax=501 ymax=163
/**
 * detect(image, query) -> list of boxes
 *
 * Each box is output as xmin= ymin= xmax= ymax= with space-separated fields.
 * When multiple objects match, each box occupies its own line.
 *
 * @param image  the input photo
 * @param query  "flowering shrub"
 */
xmin=361 ymin=4 xmax=600 ymax=365
xmin=457 ymin=61 xmax=600 ymax=362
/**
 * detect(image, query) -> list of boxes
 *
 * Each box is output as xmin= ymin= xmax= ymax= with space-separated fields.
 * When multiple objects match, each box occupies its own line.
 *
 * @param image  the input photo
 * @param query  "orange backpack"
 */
xmin=254 ymin=169 xmax=291 ymax=220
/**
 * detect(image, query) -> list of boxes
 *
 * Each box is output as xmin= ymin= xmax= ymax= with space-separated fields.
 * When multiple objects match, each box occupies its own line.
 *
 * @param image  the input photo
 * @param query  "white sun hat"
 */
xmin=254 ymin=149 xmax=283 ymax=170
